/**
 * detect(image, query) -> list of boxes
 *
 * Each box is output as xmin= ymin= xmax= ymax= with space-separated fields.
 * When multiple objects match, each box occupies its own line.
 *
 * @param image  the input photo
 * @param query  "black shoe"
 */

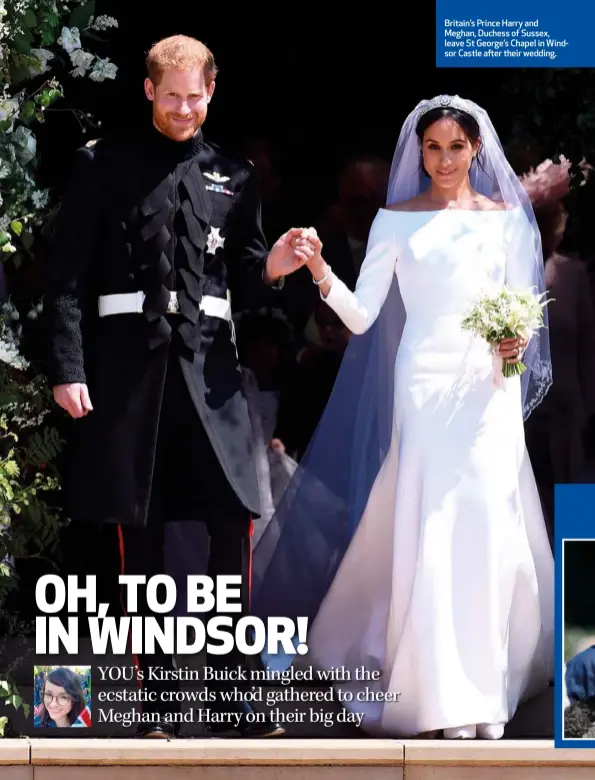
xmin=205 ymin=701 xmax=285 ymax=738
xmin=136 ymin=720 xmax=178 ymax=739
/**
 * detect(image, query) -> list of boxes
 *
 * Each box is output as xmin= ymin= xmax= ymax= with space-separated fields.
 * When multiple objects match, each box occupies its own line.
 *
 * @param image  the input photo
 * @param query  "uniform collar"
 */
xmin=148 ymin=124 xmax=204 ymax=162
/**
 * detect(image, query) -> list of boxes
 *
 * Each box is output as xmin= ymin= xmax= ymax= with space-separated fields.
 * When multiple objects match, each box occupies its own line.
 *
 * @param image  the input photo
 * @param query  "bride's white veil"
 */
xmin=251 ymin=95 xmax=552 ymax=626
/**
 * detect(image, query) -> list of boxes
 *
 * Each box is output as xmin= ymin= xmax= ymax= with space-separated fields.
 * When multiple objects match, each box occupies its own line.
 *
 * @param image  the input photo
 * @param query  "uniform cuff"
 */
xmin=262 ymin=264 xmax=285 ymax=290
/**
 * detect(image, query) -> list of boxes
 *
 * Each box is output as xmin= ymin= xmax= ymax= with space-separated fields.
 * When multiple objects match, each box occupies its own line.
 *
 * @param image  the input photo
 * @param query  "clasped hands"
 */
xmin=265 ymin=227 xmax=324 ymax=281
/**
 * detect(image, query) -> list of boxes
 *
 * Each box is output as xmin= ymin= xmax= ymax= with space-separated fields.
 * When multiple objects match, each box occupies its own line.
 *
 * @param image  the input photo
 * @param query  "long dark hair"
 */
xmin=40 ymin=667 xmax=85 ymax=726
xmin=415 ymin=107 xmax=483 ymax=176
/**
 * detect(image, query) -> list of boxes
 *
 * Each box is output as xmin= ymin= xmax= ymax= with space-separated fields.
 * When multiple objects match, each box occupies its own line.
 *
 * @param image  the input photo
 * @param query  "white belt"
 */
xmin=98 ymin=291 xmax=231 ymax=322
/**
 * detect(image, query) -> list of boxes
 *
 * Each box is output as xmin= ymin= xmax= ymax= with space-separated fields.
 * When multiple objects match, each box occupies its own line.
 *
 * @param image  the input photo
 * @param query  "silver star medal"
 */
xmin=206 ymin=227 xmax=225 ymax=254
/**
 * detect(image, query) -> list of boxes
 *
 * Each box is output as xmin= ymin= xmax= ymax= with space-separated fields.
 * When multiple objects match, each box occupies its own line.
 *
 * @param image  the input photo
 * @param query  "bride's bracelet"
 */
xmin=312 ymin=264 xmax=332 ymax=286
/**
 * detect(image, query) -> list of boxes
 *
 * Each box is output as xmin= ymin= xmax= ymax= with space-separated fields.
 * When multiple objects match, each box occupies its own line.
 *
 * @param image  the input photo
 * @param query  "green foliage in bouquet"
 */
xmin=0 ymin=0 xmax=118 ymax=736
xmin=461 ymin=287 xmax=552 ymax=378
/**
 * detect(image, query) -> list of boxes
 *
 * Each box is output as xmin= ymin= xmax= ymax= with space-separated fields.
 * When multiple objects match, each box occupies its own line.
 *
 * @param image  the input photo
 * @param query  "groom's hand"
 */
xmin=53 ymin=382 xmax=93 ymax=418
xmin=265 ymin=228 xmax=313 ymax=282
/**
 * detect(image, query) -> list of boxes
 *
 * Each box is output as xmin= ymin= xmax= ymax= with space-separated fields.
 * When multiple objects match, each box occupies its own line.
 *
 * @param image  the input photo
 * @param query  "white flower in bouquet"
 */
xmin=461 ymin=286 xmax=552 ymax=380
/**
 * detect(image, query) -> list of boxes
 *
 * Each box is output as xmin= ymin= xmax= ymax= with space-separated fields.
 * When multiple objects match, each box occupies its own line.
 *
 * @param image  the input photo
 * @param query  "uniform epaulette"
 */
xmin=85 ymin=138 xmax=101 ymax=149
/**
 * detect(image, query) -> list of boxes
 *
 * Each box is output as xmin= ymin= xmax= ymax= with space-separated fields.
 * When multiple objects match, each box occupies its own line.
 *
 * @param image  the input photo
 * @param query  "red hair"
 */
xmin=146 ymin=35 xmax=217 ymax=86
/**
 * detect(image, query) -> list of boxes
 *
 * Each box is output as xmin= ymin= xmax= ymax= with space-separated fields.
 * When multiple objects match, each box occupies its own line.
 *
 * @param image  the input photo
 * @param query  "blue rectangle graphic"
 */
xmin=555 ymin=484 xmax=595 ymax=747
xmin=436 ymin=0 xmax=592 ymax=67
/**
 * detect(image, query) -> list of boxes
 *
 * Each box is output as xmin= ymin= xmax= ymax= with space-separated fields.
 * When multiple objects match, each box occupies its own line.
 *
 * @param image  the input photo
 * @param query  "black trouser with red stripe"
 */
xmin=115 ymin=355 xmax=254 ymax=717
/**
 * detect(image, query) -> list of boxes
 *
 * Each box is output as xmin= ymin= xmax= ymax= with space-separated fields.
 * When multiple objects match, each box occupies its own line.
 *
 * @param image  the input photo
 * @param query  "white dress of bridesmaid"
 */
xmin=304 ymin=205 xmax=555 ymax=739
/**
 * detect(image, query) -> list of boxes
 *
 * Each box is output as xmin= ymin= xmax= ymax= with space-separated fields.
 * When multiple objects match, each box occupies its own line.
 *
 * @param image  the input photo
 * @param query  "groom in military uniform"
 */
xmin=44 ymin=34 xmax=314 ymax=738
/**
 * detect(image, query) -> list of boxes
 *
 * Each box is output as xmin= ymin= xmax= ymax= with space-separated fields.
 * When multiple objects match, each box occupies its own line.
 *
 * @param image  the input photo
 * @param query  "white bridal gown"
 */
xmin=304 ymin=207 xmax=555 ymax=737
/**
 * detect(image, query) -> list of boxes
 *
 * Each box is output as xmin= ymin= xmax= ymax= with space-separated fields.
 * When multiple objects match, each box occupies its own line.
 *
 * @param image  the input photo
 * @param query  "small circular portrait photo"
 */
xmin=33 ymin=665 xmax=92 ymax=728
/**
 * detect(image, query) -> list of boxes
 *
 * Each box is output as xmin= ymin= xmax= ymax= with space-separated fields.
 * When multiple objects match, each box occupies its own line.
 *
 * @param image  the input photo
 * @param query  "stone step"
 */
xmin=1 ymin=738 xmax=593 ymax=780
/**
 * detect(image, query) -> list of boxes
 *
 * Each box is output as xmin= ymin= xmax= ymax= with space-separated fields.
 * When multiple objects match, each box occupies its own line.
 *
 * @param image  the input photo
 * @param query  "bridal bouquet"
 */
xmin=461 ymin=286 xmax=551 ymax=382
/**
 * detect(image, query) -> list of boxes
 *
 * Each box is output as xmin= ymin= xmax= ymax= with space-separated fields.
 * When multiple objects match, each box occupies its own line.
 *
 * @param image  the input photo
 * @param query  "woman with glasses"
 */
xmin=34 ymin=667 xmax=86 ymax=728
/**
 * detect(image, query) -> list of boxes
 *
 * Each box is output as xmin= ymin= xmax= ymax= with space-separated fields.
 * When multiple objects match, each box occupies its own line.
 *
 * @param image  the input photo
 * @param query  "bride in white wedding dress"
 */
xmin=253 ymin=96 xmax=554 ymax=740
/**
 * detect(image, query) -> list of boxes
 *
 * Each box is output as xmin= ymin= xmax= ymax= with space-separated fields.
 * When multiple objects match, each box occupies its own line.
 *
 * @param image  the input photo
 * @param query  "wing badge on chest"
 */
xmin=204 ymin=170 xmax=234 ymax=196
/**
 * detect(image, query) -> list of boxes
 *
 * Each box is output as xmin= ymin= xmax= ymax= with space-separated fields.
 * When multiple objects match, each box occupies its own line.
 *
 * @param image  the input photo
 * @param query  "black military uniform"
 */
xmin=44 ymin=125 xmax=284 ymax=737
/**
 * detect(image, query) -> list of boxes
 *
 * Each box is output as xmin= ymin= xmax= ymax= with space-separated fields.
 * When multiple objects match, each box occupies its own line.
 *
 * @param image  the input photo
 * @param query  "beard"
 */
xmin=153 ymin=110 xmax=204 ymax=142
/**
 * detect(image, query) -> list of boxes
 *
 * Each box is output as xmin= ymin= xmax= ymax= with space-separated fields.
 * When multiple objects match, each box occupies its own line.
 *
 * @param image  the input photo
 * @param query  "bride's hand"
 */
xmin=498 ymin=335 xmax=528 ymax=363
xmin=291 ymin=228 xmax=323 ymax=272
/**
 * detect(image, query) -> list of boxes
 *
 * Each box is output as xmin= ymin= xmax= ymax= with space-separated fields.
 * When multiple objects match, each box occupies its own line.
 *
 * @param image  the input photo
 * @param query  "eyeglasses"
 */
xmin=43 ymin=691 xmax=71 ymax=706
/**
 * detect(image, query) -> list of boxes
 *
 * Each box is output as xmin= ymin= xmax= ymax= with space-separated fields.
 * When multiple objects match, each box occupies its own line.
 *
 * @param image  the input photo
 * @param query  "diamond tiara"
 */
xmin=417 ymin=95 xmax=479 ymax=121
